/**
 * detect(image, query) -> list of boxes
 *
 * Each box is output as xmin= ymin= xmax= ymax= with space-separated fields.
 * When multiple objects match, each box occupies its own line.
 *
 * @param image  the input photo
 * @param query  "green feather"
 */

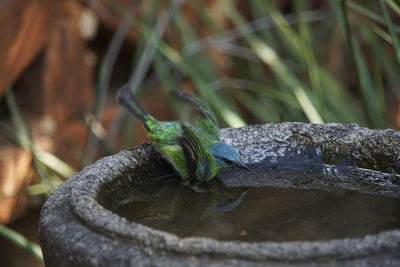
xmin=117 ymin=86 xmax=246 ymax=183
xmin=172 ymin=90 xmax=220 ymax=139
xmin=177 ymin=123 xmax=215 ymax=182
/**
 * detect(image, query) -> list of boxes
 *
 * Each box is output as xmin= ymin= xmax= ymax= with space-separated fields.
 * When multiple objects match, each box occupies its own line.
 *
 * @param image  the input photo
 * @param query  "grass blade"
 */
xmin=380 ymin=0 xmax=400 ymax=63
xmin=0 ymin=224 xmax=43 ymax=261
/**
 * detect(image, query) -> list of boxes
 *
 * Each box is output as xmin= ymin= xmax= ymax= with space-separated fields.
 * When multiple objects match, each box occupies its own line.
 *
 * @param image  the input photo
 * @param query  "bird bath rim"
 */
xmin=69 ymin=122 xmax=400 ymax=262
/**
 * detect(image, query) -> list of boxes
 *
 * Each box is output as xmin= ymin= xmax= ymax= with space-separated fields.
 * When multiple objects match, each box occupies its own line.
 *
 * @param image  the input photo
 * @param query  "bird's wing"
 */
xmin=172 ymin=91 xmax=219 ymax=138
xmin=177 ymin=123 xmax=208 ymax=180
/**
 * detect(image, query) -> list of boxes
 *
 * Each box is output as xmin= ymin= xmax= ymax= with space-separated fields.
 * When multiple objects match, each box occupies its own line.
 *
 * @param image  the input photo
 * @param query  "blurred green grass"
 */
xmin=102 ymin=0 xmax=399 ymax=134
xmin=1 ymin=0 xmax=400 ymax=263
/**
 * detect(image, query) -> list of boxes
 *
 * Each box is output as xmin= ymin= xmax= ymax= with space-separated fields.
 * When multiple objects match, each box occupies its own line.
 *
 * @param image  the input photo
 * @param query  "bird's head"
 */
xmin=209 ymin=142 xmax=250 ymax=171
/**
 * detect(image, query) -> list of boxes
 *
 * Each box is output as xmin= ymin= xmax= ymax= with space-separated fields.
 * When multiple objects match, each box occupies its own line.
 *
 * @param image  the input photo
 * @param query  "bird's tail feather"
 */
xmin=117 ymin=84 xmax=150 ymax=130
xmin=171 ymin=90 xmax=216 ymax=124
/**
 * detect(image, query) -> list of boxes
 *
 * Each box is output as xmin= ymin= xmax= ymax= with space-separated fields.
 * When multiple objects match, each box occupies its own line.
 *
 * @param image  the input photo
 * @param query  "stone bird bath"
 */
xmin=39 ymin=123 xmax=400 ymax=266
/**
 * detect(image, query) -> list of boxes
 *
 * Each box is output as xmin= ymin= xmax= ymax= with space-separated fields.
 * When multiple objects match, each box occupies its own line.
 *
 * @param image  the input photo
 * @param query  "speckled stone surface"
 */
xmin=39 ymin=123 xmax=400 ymax=266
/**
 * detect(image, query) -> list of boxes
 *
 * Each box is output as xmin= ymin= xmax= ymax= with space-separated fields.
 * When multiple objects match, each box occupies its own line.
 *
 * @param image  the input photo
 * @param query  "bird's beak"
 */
xmin=235 ymin=162 xmax=251 ymax=172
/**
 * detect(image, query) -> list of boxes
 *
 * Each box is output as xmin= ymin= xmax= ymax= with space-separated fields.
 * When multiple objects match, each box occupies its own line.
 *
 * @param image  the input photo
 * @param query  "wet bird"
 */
xmin=117 ymin=85 xmax=249 ymax=184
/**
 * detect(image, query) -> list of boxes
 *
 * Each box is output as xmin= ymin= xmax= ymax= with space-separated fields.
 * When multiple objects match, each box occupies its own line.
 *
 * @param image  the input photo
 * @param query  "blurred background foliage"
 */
xmin=0 ymin=0 xmax=399 ymax=266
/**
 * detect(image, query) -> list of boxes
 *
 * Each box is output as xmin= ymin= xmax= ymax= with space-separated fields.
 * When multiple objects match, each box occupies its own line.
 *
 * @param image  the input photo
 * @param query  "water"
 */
xmin=98 ymin=174 xmax=400 ymax=242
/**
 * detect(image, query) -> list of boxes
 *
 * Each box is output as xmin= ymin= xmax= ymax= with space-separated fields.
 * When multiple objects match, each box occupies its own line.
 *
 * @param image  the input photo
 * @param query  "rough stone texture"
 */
xmin=40 ymin=123 xmax=400 ymax=266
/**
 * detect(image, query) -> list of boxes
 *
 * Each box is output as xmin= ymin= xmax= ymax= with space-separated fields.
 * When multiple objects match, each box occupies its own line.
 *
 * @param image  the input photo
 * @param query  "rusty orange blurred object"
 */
xmin=0 ymin=144 xmax=32 ymax=223
xmin=0 ymin=0 xmax=94 ymax=223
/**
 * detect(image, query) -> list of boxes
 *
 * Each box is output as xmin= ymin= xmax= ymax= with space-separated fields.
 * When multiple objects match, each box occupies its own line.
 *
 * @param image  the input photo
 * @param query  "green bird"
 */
xmin=117 ymin=85 xmax=249 ymax=184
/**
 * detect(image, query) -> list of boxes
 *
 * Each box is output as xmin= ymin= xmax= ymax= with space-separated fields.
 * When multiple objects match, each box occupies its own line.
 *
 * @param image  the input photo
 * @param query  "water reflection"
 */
xmin=98 ymin=174 xmax=400 ymax=242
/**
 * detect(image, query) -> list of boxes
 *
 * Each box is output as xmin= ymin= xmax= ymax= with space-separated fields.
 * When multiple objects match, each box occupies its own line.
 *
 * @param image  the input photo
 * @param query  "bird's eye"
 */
xmin=223 ymin=158 xmax=234 ymax=165
xmin=215 ymin=155 xmax=235 ymax=165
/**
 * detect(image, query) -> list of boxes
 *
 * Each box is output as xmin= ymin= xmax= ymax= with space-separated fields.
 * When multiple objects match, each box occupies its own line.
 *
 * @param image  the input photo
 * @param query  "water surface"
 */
xmin=98 ymin=174 xmax=400 ymax=242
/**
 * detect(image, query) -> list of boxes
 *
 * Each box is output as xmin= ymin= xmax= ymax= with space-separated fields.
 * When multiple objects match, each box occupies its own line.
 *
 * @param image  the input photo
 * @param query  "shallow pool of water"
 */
xmin=98 ymin=173 xmax=400 ymax=242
